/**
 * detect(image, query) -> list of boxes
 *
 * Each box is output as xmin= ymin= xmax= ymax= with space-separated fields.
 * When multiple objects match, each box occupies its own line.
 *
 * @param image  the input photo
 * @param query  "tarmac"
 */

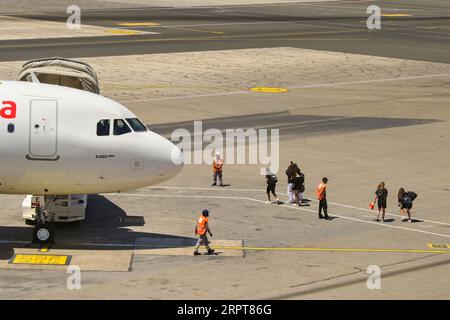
xmin=0 ymin=0 xmax=449 ymax=300
xmin=0 ymin=0 xmax=449 ymax=63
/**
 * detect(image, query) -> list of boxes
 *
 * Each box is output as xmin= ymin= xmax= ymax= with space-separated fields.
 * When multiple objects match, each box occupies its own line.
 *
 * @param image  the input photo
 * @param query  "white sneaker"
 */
xmin=265 ymin=201 xmax=271 ymax=204
xmin=401 ymin=217 xmax=408 ymax=222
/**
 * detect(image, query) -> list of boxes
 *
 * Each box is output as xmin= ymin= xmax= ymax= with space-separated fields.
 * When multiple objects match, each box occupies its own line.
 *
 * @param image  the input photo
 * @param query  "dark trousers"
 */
xmin=319 ymin=198 xmax=328 ymax=218
xmin=213 ymin=171 xmax=223 ymax=183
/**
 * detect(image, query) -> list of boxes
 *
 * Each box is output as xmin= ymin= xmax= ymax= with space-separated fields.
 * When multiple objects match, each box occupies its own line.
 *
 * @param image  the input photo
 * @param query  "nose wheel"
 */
xmin=33 ymin=223 xmax=54 ymax=244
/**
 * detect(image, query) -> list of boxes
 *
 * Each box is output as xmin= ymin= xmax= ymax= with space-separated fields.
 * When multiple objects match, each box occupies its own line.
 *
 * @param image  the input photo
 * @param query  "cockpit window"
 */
xmin=126 ymin=118 xmax=147 ymax=132
xmin=113 ymin=119 xmax=132 ymax=135
xmin=97 ymin=119 xmax=110 ymax=136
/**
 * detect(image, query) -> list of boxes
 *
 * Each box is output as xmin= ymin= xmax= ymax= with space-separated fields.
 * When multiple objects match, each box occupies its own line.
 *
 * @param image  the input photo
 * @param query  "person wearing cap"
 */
xmin=212 ymin=152 xmax=224 ymax=187
xmin=316 ymin=177 xmax=330 ymax=220
xmin=193 ymin=209 xmax=215 ymax=256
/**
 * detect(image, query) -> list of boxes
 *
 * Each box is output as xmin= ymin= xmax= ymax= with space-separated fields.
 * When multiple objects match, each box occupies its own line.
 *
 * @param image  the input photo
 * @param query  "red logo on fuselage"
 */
xmin=0 ymin=101 xmax=17 ymax=119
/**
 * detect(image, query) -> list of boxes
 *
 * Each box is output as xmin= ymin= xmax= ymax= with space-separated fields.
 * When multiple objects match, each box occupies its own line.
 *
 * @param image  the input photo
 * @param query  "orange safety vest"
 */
xmin=316 ymin=183 xmax=327 ymax=200
xmin=213 ymin=160 xmax=223 ymax=173
xmin=196 ymin=215 xmax=209 ymax=235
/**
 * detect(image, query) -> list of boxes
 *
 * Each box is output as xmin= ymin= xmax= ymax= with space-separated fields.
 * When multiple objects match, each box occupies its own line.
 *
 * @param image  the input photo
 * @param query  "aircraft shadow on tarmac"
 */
xmin=0 ymin=195 xmax=198 ymax=254
xmin=0 ymin=246 xmax=14 ymax=260
xmin=149 ymin=111 xmax=439 ymax=139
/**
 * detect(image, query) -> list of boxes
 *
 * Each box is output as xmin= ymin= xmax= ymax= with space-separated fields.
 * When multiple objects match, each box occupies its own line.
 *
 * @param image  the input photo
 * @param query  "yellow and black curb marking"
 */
xmin=9 ymin=254 xmax=72 ymax=266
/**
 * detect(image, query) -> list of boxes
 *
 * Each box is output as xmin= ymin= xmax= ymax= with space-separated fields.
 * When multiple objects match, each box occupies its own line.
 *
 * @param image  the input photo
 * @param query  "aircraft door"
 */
xmin=29 ymin=100 xmax=58 ymax=158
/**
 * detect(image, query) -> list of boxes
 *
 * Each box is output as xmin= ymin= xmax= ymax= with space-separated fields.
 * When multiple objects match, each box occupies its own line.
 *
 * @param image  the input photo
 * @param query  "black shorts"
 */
xmin=377 ymin=200 xmax=387 ymax=209
xmin=401 ymin=203 xmax=413 ymax=210
xmin=267 ymin=184 xmax=276 ymax=194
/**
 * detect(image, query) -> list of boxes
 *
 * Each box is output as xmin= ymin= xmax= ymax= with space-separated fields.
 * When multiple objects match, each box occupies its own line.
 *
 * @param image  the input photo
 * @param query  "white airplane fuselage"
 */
xmin=0 ymin=80 xmax=183 ymax=195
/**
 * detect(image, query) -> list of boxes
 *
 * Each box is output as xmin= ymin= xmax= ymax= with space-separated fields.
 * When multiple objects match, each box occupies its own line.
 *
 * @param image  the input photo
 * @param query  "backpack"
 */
xmin=402 ymin=195 xmax=413 ymax=209
xmin=267 ymin=174 xmax=277 ymax=184
xmin=407 ymin=191 xmax=417 ymax=201
xmin=271 ymin=174 xmax=278 ymax=183
xmin=298 ymin=172 xmax=305 ymax=185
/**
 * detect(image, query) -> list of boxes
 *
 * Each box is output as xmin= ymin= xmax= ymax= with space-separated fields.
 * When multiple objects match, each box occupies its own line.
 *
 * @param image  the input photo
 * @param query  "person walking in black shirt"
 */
xmin=265 ymin=168 xmax=279 ymax=204
xmin=292 ymin=171 xmax=305 ymax=206
xmin=398 ymin=187 xmax=417 ymax=223
xmin=374 ymin=182 xmax=388 ymax=222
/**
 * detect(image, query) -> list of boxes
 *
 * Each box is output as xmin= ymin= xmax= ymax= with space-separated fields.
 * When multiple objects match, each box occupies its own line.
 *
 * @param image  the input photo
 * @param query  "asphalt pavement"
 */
xmin=0 ymin=0 xmax=449 ymax=63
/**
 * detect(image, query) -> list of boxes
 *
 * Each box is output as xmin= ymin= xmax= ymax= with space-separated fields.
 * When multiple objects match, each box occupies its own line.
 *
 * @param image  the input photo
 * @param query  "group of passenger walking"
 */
xmin=269 ymin=161 xmax=418 ymax=223
xmin=194 ymin=155 xmax=418 ymax=255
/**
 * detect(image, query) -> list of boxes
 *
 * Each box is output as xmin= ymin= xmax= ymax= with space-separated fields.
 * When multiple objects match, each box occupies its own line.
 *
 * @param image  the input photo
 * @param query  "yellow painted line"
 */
xmin=428 ymin=243 xmax=450 ymax=249
xmin=382 ymin=14 xmax=412 ymax=17
xmin=104 ymin=29 xmax=141 ymax=35
xmin=39 ymin=245 xmax=50 ymax=253
xmin=212 ymin=246 xmax=450 ymax=255
xmin=0 ymin=30 xmax=361 ymax=49
xmin=116 ymin=22 xmax=160 ymax=27
xmin=10 ymin=254 xmax=71 ymax=265
xmin=250 ymin=87 xmax=289 ymax=93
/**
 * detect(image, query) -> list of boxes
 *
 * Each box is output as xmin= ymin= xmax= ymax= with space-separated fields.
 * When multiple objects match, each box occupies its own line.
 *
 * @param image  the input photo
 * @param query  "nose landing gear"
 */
xmin=32 ymin=203 xmax=55 ymax=245
xmin=33 ymin=223 xmax=54 ymax=244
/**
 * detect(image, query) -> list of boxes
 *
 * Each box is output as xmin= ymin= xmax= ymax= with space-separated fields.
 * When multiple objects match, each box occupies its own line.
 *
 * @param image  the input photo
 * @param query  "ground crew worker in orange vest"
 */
xmin=316 ymin=177 xmax=330 ymax=220
xmin=193 ymin=209 xmax=215 ymax=256
xmin=212 ymin=152 xmax=224 ymax=187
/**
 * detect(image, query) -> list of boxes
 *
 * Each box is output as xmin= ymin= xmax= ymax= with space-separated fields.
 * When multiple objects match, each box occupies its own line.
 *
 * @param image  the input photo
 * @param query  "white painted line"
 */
xmin=144 ymin=186 xmax=450 ymax=227
xmin=144 ymin=73 xmax=450 ymax=102
xmin=107 ymin=192 xmax=247 ymax=201
xmin=243 ymin=197 xmax=450 ymax=239
xmin=109 ymin=192 xmax=450 ymax=239
xmin=322 ymin=199 xmax=450 ymax=227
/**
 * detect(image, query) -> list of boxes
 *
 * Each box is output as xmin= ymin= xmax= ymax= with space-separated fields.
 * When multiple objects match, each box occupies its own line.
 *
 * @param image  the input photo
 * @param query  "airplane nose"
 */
xmin=150 ymin=133 xmax=184 ymax=181
xmin=168 ymin=143 xmax=184 ymax=176
xmin=170 ymin=144 xmax=184 ymax=167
